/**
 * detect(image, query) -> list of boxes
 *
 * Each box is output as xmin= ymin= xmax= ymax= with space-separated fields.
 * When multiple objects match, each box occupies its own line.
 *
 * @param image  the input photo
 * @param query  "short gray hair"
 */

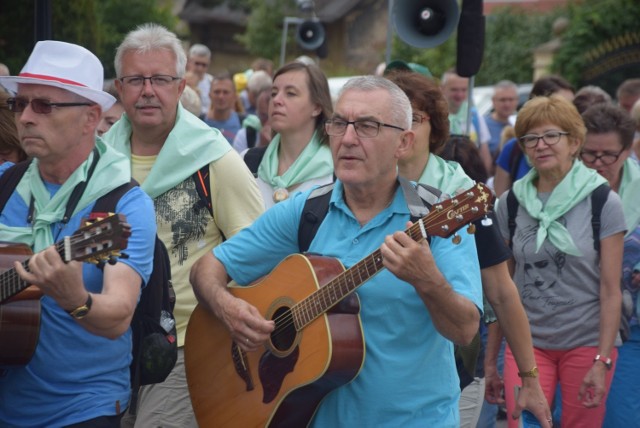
xmin=493 ymin=80 xmax=517 ymax=93
xmin=338 ymin=75 xmax=412 ymax=130
xmin=114 ymin=23 xmax=187 ymax=78
xmin=247 ymin=70 xmax=272 ymax=95
xmin=189 ymin=43 xmax=211 ymax=59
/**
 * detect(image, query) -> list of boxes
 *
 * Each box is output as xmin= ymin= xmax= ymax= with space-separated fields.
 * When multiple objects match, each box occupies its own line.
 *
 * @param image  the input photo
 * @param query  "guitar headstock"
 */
xmin=66 ymin=214 xmax=131 ymax=264
xmin=415 ymin=182 xmax=495 ymax=240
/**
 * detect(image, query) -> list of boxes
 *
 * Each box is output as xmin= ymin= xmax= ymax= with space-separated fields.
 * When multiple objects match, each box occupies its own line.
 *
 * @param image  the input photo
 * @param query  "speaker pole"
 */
xmin=465 ymin=75 xmax=475 ymax=136
xmin=385 ymin=0 xmax=394 ymax=64
xmin=280 ymin=17 xmax=303 ymax=67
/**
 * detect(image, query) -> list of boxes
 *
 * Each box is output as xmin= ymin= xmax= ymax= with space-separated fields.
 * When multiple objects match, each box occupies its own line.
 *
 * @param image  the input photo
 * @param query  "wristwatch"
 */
xmin=517 ymin=366 xmax=539 ymax=378
xmin=66 ymin=293 xmax=93 ymax=319
xmin=593 ymin=354 xmax=612 ymax=370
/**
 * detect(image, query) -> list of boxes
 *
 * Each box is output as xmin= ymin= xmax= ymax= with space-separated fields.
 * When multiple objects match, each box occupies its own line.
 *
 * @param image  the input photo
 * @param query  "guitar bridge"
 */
xmin=231 ymin=343 xmax=254 ymax=391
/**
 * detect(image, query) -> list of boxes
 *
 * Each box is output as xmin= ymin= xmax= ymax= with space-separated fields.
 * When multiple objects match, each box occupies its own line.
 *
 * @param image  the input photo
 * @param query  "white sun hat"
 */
xmin=0 ymin=40 xmax=115 ymax=111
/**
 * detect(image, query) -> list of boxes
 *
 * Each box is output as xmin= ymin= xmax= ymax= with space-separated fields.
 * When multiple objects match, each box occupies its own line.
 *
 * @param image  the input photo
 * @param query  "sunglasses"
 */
xmin=6 ymin=97 xmax=92 ymax=114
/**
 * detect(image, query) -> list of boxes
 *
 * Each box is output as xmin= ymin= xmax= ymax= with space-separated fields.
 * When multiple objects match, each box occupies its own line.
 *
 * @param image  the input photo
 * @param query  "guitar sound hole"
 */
xmin=270 ymin=306 xmax=296 ymax=353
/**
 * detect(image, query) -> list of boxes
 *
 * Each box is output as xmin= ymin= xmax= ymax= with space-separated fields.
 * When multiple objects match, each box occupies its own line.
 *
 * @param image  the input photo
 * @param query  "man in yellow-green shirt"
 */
xmin=104 ymin=24 xmax=264 ymax=427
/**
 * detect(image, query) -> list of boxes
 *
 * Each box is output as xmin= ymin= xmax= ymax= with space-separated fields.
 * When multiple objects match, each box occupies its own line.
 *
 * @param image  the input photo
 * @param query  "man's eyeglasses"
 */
xmin=6 ymin=97 xmax=92 ymax=114
xmin=119 ymin=75 xmax=181 ymax=88
xmin=519 ymin=131 xmax=569 ymax=148
xmin=325 ymin=119 xmax=405 ymax=138
xmin=412 ymin=113 xmax=429 ymax=125
xmin=580 ymin=148 xmax=624 ymax=166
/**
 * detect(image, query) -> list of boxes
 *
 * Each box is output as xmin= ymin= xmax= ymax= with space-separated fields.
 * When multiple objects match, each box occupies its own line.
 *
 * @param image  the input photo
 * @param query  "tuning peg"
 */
xmin=481 ymin=216 xmax=493 ymax=227
xmin=452 ymin=234 xmax=461 ymax=245
xmin=467 ymin=223 xmax=476 ymax=234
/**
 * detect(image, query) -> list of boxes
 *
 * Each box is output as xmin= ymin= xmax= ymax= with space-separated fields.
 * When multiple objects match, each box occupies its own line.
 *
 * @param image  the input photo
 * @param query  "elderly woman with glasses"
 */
xmin=579 ymin=103 xmax=640 ymax=428
xmin=495 ymin=95 xmax=626 ymax=428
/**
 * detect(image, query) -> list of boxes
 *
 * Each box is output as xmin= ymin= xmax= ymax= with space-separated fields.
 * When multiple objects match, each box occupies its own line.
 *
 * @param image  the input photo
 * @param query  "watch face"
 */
xmin=71 ymin=306 xmax=90 ymax=319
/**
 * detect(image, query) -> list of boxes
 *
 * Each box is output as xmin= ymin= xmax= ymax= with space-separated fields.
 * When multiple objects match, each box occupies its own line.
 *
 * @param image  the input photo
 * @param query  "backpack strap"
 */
xmin=192 ymin=164 xmax=213 ymax=218
xmin=243 ymin=146 xmax=268 ymax=176
xmin=590 ymin=183 xmax=610 ymax=255
xmin=0 ymin=160 xmax=33 ymax=214
xmin=298 ymin=183 xmax=334 ymax=253
xmin=508 ymin=141 xmax=523 ymax=183
xmin=92 ymin=180 xmax=138 ymax=214
xmin=506 ymin=190 xmax=518 ymax=249
xmin=399 ymin=176 xmax=440 ymax=222
xmin=246 ymin=126 xmax=257 ymax=149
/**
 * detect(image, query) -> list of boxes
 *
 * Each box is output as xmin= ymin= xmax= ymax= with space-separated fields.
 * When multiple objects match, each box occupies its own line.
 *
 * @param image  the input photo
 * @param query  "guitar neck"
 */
xmin=291 ymin=183 xmax=493 ymax=330
xmin=292 ymin=249 xmax=384 ymax=328
xmin=0 ymin=241 xmax=66 ymax=303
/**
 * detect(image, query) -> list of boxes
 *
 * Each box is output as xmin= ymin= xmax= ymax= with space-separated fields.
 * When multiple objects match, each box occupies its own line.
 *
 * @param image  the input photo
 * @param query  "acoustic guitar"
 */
xmin=0 ymin=214 xmax=131 ymax=368
xmin=185 ymin=183 xmax=494 ymax=428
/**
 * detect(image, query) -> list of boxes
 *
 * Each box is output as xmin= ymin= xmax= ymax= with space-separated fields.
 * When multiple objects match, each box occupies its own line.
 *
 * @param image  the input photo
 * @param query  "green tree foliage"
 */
xmin=391 ymin=34 xmax=457 ymax=82
xmin=476 ymin=6 xmax=562 ymax=85
xmin=0 ymin=0 xmax=176 ymax=80
xmin=236 ymin=0 xmax=295 ymax=62
xmin=552 ymin=0 xmax=640 ymax=95
xmin=95 ymin=0 xmax=177 ymax=77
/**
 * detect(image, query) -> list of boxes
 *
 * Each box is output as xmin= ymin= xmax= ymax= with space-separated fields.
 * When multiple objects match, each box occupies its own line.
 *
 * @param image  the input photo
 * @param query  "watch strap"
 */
xmin=593 ymin=354 xmax=612 ymax=370
xmin=517 ymin=366 xmax=539 ymax=378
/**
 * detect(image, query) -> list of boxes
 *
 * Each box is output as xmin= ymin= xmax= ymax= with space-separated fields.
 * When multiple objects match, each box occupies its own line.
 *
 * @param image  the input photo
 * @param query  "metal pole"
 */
xmin=385 ymin=0 xmax=394 ymax=64
xmin=465 ymin=75 xmax=475 ymax=136
xmin=35 ymin=0 xmax=52 ymax=42
xmin=280 ymin=17 xmax=303 ymax=68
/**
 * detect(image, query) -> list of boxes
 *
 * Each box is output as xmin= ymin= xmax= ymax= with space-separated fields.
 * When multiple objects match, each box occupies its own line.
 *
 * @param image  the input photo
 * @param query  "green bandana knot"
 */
xmin=512 ymin=160 xmax=607 ymax=256
xmin=0 ymin=139 xmax=131 ymax=252
xmin=257 ymin=130 xmax=333 ymax=190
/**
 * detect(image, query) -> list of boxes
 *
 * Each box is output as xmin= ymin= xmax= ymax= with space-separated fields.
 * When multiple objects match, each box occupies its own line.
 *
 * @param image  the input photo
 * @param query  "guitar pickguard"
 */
xmin=258 ymin=346 xmax=299 ymax=403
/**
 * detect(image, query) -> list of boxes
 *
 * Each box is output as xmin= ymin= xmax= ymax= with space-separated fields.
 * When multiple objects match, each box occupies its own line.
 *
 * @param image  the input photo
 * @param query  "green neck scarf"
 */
xmin=448 ymin=101 xmax=468 ymax=135
xmin=0 ymin=139 xmax=131 ymax=251
xmin=257 ymin=130 xmax=333 ymax=190
xmin=418 ymin=154 xmax=474 ymax=195
xmin=619 ymin=158 xmax=640 ymax=235
xmin=103 ymin=103 xmax=231 ymax=198
xmin=512 ymin=160 xmax=607 ymax=256
xmin=242 ymin=114 xmax=262 ymax=131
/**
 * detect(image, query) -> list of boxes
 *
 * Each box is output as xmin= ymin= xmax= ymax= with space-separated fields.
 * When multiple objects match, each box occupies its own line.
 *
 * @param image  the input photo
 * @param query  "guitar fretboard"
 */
xmin=293 ymin=249 xmax=386 ymax=328
xmin=0 ymin=241 xmax=65 ymax=303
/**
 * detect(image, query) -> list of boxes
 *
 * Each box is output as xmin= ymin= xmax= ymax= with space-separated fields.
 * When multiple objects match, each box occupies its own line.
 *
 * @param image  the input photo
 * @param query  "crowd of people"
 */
xmin=0 ymin=21 xmax=639 ymax=428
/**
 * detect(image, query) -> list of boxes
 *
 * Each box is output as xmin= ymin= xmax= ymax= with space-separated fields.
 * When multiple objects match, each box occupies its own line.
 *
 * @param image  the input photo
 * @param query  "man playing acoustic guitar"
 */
xmin=0 ymin=41 xmax=156 ymax=427
xmin=189 ymin=76 xmax=484 ymax=427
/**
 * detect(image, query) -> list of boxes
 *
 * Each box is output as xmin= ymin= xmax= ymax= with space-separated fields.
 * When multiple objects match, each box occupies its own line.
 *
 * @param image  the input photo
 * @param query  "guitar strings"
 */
xmin=1 ymin=219 xmax=122 ymax=302
xmin=267 ymin=189 xmax=489 ymax=341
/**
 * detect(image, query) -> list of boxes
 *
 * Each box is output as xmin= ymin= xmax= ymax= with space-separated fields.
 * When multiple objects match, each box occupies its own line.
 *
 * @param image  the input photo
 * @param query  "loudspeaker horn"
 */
xmin=296 ymin=19 xmax=325 ymax=51
xmin=392 ymin=0 xmax=460 ymax=49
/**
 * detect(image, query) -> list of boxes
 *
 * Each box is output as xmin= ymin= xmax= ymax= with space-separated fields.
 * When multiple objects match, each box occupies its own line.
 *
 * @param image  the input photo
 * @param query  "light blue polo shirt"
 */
xmin=215 ymin=180 xmax=482 ymax=427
